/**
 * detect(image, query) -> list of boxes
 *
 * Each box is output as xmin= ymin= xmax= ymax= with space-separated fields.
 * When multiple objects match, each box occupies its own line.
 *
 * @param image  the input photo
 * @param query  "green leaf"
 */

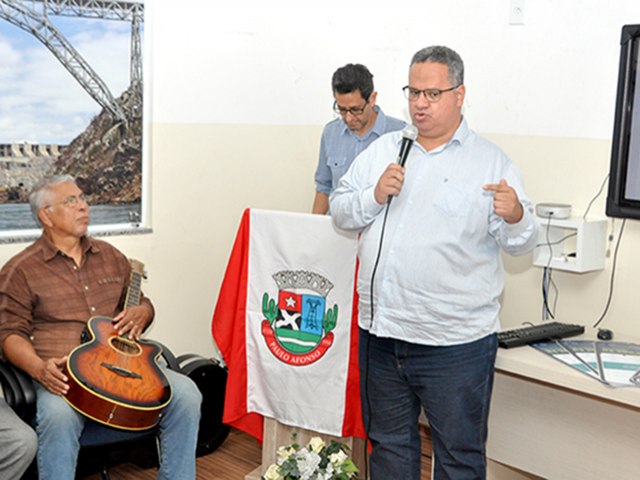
xmin=279 ymin=457 xmax=300 ymax=478
xmin=342 ymin=459 xmax=359 ymax=473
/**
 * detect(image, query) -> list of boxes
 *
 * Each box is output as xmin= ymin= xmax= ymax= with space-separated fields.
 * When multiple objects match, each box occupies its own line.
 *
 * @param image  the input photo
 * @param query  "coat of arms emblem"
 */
xmin=261 ymin=270 xmax=338 ymax=366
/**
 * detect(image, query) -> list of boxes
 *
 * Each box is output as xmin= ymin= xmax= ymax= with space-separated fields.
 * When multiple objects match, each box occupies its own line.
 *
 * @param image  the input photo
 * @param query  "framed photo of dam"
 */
xmin=0 ymin=1 xmax=145 ymax=238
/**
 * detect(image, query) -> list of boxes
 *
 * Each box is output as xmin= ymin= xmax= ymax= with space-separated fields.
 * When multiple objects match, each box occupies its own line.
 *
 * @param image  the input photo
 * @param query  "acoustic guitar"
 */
xmin=63 ymin=260 xmax=172 ymax=430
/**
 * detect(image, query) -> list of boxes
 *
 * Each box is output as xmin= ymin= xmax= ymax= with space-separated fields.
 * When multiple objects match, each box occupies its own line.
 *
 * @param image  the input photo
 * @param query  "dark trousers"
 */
xmin=359 ymin=328 xmax=498 ymax=480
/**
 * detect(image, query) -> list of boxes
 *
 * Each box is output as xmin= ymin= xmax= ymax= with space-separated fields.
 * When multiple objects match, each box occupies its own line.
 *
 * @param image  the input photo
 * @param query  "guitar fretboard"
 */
xmin=123 ymin=260 xmax=144 ymax=309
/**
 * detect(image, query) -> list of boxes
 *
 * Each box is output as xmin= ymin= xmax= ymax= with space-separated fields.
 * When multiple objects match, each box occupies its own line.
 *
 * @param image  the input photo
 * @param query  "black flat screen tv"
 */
xmin=607 ymin=24 xmax=640 ymax=220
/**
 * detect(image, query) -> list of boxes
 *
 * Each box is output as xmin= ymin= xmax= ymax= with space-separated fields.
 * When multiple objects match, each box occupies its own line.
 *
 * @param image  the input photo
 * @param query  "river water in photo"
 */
xmin=0 ymin=203 xmax=142 ymax=230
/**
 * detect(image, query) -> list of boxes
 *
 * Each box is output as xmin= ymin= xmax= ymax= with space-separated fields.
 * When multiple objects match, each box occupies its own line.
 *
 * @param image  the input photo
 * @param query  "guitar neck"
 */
xmin=124 ymin=260 xmax=144 ymax=309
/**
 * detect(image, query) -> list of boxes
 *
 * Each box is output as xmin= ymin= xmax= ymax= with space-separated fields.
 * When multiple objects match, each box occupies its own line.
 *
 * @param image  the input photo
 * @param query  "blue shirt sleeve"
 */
xmin=314 ymin=127 xmax=332 ymax=195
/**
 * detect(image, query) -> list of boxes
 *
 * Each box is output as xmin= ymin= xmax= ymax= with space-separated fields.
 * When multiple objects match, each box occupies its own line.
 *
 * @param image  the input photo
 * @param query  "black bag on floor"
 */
xmin=177 ymin=354 xmax=231 ymax=456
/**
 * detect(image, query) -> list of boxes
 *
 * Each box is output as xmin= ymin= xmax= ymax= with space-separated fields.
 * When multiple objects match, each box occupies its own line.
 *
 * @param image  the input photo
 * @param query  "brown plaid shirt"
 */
xmin=0 ymin=235 xmax=154 ymax=361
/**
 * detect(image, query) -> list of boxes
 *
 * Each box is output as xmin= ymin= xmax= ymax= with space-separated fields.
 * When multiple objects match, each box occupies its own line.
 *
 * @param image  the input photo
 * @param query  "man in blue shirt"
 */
xmin=331 ymin=46 xmax=538 ymax=479
xmin=312 ymin=63 xmax=405 ymax=214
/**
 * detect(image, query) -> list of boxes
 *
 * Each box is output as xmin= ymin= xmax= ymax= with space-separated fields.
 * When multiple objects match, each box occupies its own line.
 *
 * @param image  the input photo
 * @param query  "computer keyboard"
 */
xmin=497 ymin=321 xmax=585 ymax=349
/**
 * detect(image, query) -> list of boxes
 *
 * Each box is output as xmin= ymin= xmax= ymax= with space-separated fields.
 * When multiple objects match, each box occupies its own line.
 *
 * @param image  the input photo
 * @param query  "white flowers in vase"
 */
xmin=261 ymin=434 xmax=359 ymax=480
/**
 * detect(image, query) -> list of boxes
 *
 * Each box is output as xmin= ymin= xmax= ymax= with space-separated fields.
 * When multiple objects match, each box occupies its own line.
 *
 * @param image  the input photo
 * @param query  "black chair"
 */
xmin=0 ymin=344 xmax=180 ymax=480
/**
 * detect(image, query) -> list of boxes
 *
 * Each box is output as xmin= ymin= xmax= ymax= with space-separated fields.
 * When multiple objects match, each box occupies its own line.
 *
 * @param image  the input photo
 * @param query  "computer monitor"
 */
xmin=606 ymin=24 xmax=640 ymax=220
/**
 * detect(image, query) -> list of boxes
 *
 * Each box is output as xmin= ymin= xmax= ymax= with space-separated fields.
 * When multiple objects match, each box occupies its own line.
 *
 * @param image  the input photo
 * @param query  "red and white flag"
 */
xmin=212 ymin=209 xmax=364 ymax=442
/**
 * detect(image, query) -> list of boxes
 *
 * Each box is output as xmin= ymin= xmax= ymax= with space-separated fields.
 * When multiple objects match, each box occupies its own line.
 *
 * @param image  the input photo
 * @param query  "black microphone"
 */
xmin=387 ymin=125 xmax=419 ymax=204
xmin=396 ymin=124 xmax=418 ymax=167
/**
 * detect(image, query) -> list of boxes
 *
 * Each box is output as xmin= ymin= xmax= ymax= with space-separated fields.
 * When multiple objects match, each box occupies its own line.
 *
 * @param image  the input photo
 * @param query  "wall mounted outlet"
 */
xmin=510 ymin=0 xmax=525 ymax=25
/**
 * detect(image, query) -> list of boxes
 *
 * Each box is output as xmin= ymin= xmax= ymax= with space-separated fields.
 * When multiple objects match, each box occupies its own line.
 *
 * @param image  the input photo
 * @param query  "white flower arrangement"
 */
xmin=261 ymin=434 xmax=359 ymax=480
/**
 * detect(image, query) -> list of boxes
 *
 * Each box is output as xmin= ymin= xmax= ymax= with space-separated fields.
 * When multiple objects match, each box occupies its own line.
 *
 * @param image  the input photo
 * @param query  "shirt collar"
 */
xmin=418 ymin=116 xmax=469 ymax=154
xmin=340 ymin=104 xmax=384 ymax=138
xmin=40 ymin=234 xmax=99 ymax=262
xmin=450 ymin=116 xmax=470 ymax=146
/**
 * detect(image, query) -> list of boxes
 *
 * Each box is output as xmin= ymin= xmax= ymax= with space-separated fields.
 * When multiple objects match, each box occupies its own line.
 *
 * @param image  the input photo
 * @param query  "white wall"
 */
xmin=2 ymin=0 xmax=640 ymax=358
xmin=150 ymin=0 xmax=633 ymax=139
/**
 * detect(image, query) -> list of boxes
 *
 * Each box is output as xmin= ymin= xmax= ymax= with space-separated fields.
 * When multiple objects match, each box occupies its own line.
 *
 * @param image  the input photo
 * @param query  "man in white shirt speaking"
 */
xmin=330 ymin=46 xmax=538 ymax=480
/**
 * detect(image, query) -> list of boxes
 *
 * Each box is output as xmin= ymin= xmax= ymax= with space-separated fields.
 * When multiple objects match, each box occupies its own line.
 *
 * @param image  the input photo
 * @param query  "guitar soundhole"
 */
xmin=110 ymin=336 xmax=142 ymax=356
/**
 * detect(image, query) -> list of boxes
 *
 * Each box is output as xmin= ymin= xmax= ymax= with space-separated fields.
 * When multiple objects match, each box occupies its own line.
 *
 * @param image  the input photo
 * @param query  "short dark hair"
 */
xmin=411 ymin=46 xmax=464 ymax=86
xmin=331 ymin=64 xmax=374 ymax=101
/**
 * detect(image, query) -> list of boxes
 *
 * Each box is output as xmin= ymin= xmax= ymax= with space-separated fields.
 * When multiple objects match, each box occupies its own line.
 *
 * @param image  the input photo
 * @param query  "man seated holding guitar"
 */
xmin=0 ymin=175 xmax=202 ymax=479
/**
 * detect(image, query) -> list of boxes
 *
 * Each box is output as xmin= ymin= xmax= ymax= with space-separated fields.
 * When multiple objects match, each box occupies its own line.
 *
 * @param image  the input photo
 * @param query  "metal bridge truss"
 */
xmin=35 ymin=0 xmax=143 ymax=21
xmin=0 ymin=0 xmax=145 ymax=123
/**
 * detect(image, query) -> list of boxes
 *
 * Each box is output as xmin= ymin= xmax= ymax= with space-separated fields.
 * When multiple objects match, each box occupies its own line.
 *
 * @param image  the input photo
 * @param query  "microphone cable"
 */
xmin=362 ymin=196 xmax=394 ymax=480
xmin=361 ymin=125 xmax=416 ymax=479
xmin=368 ymin=199 xmax=393 ymax=330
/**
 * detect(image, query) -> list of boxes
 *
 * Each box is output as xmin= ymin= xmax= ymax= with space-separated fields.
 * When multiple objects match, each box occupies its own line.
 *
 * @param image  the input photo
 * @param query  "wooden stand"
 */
xmin=245 ymin=418 xmax=366 ymax=480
